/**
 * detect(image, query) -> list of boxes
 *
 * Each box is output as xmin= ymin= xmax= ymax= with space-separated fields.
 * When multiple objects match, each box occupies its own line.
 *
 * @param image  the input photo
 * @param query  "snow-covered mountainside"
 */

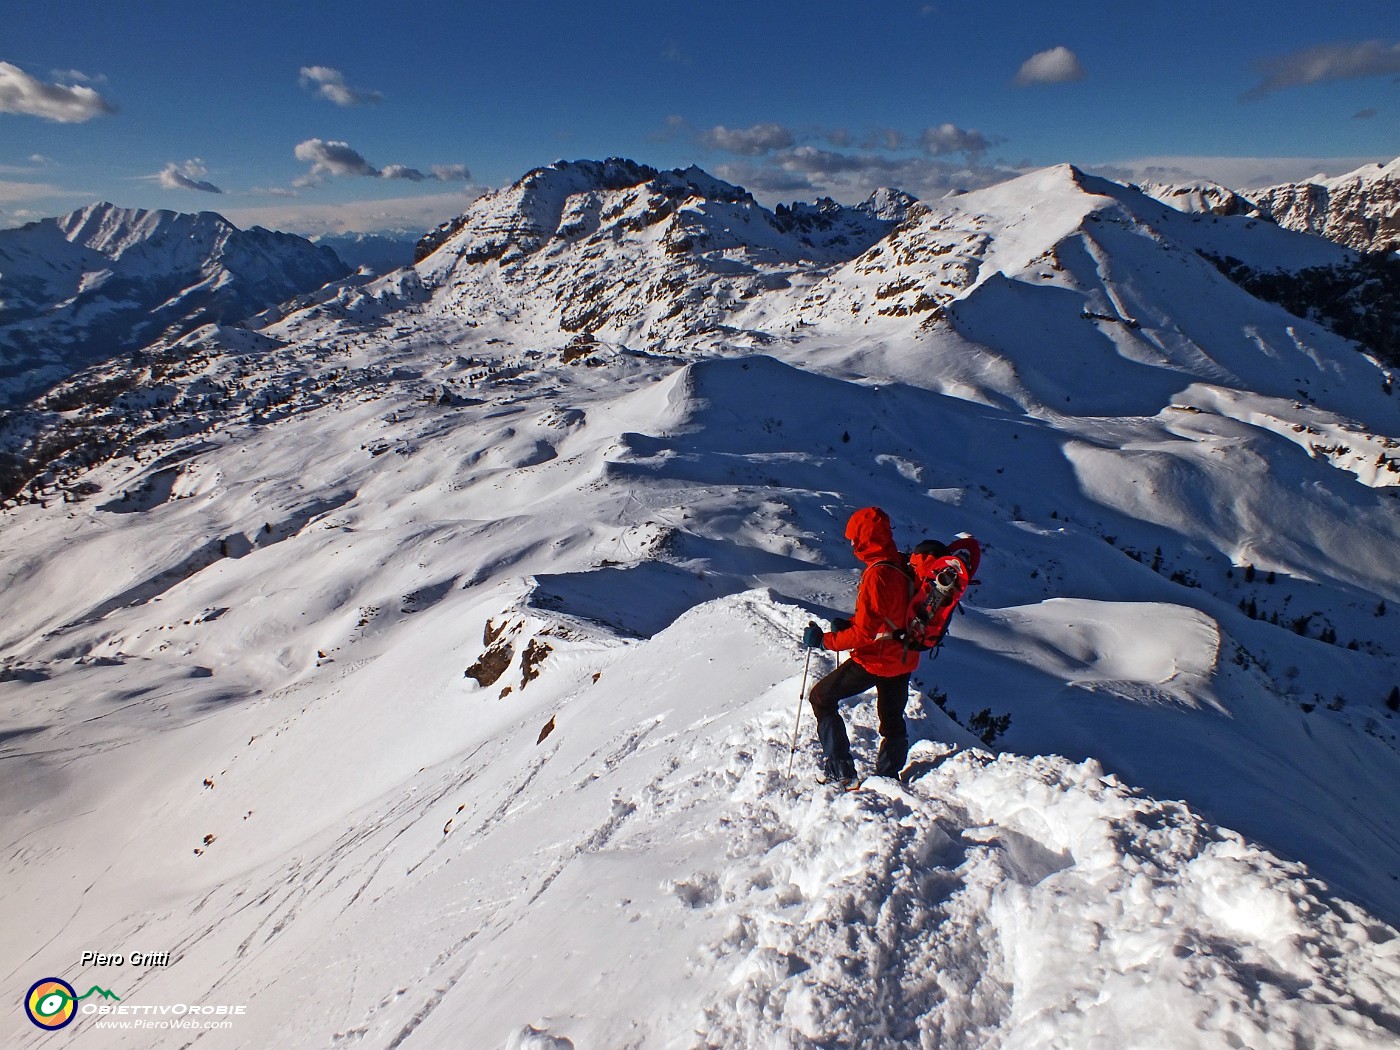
xmin=1252 ymin=158 xmax=1400 ymax=255
xmin=3 ymin=160 xmax=1400 ymax=1048
xmin=0 ymin=203 xmax=349 ymax=408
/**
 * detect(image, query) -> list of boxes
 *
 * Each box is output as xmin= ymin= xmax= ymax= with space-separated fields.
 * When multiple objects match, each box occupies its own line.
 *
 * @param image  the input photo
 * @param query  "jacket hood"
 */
xmin=844 ymin=506 xmax=899 ymax=565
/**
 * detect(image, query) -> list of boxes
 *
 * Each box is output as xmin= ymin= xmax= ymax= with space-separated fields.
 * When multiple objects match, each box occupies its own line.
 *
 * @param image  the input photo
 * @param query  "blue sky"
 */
xmin=2 ymin=0 xmax=1397 ymax=234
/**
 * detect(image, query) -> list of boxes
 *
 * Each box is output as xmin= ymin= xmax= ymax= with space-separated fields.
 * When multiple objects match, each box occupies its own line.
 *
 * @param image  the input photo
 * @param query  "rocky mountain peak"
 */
xmin=858 ymin=187 xmax=920 ymax=224
xmin=408 ymin=158 xmax=906 ymax=344
xmin=414 ymin=159 xmax=756 ymax=264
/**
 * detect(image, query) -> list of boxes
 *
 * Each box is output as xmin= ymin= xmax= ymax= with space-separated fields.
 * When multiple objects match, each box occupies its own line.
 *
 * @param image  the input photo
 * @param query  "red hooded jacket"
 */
xmin=823 ymin=507 xmax=921 ymax=676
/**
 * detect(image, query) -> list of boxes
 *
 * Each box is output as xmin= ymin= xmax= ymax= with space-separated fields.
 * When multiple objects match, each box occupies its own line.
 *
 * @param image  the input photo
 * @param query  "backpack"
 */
xmin=876 ymin=535 xmax=981 ymax=653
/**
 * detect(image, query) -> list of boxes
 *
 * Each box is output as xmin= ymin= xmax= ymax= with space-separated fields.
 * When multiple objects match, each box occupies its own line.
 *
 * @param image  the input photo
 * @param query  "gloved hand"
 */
xmin=831 ymin=617 xmax=852 ymax=634
xmin=802 ymin=622 xmax=825 ymax=649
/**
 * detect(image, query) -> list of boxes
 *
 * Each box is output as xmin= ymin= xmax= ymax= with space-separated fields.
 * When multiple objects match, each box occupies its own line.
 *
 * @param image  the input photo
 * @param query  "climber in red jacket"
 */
xmin=802 ymin=506 xmax=922 ymax=785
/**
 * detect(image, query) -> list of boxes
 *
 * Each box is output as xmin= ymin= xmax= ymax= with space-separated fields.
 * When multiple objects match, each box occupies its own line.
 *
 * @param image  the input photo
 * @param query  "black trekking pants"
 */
xmin=808 ymin=658 xmax=911 ymax=779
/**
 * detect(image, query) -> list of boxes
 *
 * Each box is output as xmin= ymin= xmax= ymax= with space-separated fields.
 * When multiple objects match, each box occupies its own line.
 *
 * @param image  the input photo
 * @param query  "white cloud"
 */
xmin=50 ymin=68 xmax=106 ymax=85
xmin=774 ymin=145 xmax=886 ymax=175
xmin=154 ymin=159 xmax=222 ymax=194
xmin=920 ymin=123 xmax=994 ymax=159
xmin=0 ymin=178 xmax=75 ymax=204
xmin=717 ymin=149 xmax=1024 ymax=205
xmin=1014 ymin=46 xmax=1085 ymax=86
xmin=380 ymin=163 xmax=427 ymax=182
xmin=711 ymin=163 xmax=817 ymax=197
xmin=689 ymin=118 xmax=994 ymax=164
xmin=294 ymin=138 xmax=381 ymax=185
xmin=293 ymin=139 xmax=470 ymax=190
xmin=0 ymin=178 xmax=94 ymax=226
xmin=1243 ymin=40 xmax=1400 ymax=99
xmin=219 ymin=189 xmax=484 ymax=237
xmin=1 ymin=207 xmax=44 ymax=224
xmin=0 ymin=61 xmax=115 ymax=123
xmin=299 ymin=65 xmax=384 ymax=106
xmin=677 ymin=113 xmax=1019 ymax=203
xmin=431 ymin=164 xmax=472 ymax=182
xmin=0 ymin=157 xmax=53 ymax=175
xmin=700 ymin=122 xmax=798 ymax=156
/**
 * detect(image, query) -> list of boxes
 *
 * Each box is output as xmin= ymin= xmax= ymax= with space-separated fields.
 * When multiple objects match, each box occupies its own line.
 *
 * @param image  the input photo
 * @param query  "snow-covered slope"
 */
xmin=3 ymin=160 xmax=1400 ymax=1048
xmin=0 ymin=203 xmax=349 ymax=407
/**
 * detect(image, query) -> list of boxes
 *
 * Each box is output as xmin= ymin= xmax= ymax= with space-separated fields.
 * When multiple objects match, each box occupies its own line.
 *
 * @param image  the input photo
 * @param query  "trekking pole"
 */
xmin=787 ymin=646 xmax=813 ymax=777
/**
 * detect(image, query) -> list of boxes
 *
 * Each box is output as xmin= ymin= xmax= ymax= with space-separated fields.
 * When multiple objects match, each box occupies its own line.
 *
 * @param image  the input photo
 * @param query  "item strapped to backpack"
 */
xmin=874 ymin=535 xmax=981 ymax=653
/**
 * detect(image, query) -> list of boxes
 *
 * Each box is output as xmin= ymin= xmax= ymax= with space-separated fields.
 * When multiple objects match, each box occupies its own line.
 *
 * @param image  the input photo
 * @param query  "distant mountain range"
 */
xmin=1141 ymin=157 xmax=1400 ymax=254
xmin=2 ymin=157 xmax=1396 ymax=505
xmin=0 ymin=202 xmax=349 ymax=408
xmin=310 ymin=230 xmax=421 ymax=274
xmin=409 ymin=157 xmax=915 ymax=344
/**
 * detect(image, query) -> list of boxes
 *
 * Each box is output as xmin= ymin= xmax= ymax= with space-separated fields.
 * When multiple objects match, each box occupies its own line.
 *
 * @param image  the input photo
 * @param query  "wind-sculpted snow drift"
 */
xmin=2 ymin=159 xmax=1400 ymax=1048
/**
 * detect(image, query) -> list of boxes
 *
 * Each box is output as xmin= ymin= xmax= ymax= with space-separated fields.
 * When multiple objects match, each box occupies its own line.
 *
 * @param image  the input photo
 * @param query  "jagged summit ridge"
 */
xmin=408 ymin=157 xmax=905 ymax=344
xmin=414 ymin=158 xmax=755 ymax=264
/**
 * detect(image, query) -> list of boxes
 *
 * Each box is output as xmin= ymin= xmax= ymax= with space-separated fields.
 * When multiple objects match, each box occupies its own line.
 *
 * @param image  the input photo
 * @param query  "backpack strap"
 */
xmin=867 ymin=559 xmax=916 ymax=643
xmin=869 ymin=558 xmax=914 ymax=584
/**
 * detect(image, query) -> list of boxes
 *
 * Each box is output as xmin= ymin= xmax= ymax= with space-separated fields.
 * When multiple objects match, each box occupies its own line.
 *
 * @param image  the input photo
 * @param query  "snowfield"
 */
xmin=3 ymin=160 xmax=1400 ymax=1048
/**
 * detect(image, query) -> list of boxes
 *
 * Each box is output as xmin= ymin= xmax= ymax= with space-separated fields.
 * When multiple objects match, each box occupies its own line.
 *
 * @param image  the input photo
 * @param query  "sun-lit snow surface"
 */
xmin=4 ymin=162 xmax=1400 ymax=1048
